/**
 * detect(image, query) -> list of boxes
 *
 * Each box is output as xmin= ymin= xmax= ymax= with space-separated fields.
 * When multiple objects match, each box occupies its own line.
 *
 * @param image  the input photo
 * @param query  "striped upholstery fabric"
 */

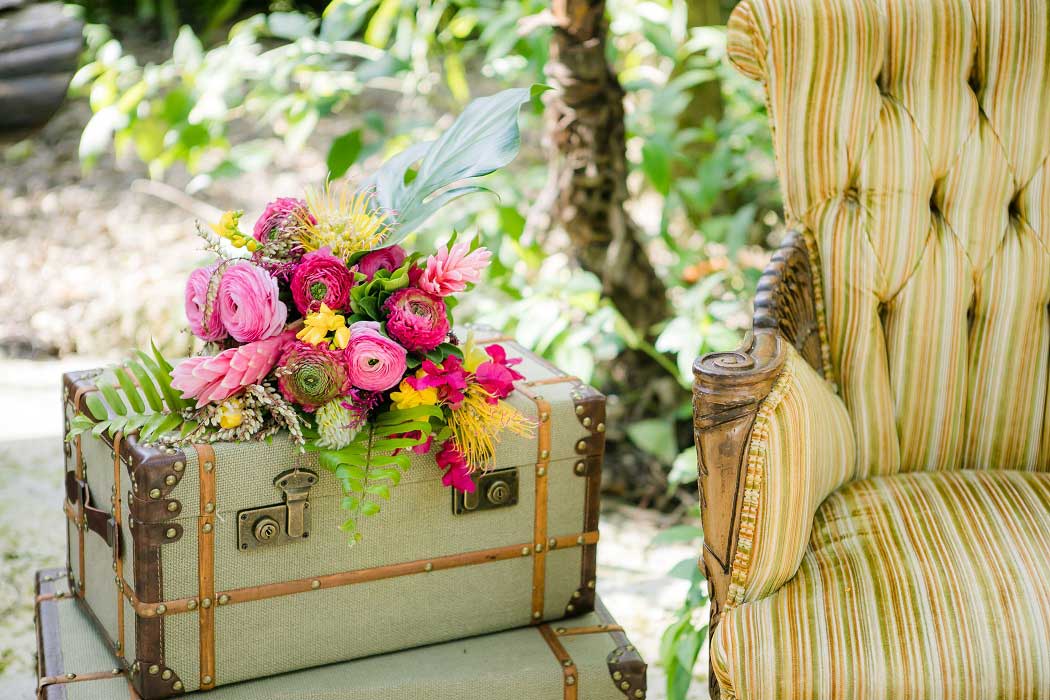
xmin=711 ymin=470 xmax=1050 ymax=699
xmin=728 ymin=0 xmax=1050 ymax=477
xmin=727 ymin=344 xmax=856 ymax=607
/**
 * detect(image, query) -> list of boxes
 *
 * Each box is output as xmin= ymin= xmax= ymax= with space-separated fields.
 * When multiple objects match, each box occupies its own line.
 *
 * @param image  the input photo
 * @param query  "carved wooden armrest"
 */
xmin=692 ymin=229 xmax=829 ymax=630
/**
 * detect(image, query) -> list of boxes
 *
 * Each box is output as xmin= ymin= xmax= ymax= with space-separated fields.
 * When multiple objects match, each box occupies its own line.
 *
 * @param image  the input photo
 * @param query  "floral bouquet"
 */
xmin=69 ymin=87 xmax=542 ymax=541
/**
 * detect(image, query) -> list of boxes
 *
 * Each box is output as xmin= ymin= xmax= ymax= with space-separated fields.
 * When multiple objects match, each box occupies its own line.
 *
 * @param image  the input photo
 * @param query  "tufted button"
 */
xmin=1008 ymin=196 xmax=1022 ymax=221
xmin=843 ymin=185 xmax=860 ymax=205
xmin=967 ymin=68 xmax=982 ymax=97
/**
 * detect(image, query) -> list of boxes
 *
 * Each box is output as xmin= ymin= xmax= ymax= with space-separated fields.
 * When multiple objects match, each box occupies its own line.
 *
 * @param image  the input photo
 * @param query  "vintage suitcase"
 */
xmin=60 ymin=332 xmax=606 ymax=698
xmin=35 ymin=569 xmax=647 ymax=700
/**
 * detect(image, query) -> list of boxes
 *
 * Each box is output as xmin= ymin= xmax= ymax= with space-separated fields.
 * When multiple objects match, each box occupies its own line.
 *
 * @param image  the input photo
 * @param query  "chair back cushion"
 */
xmin=729 ymin=0 xmax=1050 ymax=475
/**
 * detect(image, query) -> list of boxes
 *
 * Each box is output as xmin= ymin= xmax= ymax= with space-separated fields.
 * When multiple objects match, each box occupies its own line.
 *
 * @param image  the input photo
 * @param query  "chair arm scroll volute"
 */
xmin=692 ymin=229 xmax=828 ymax=631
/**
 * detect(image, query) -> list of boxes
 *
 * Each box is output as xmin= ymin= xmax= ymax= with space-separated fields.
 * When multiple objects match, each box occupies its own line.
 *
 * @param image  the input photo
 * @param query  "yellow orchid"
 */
xmin=218 ymin=398 xmax=244 ymax=429
xmin=390 ymin=379 xmax=439 ymax=410
xmin=461 ymin=331 xmax=490 ymax=373
xmin=297 ymin=304 xmax=351 ymax=349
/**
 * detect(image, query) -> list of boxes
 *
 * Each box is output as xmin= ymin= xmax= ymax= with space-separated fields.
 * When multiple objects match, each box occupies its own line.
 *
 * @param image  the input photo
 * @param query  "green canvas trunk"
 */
xmin=35 ymin=569 xmax=648 ymax=700
xmin=60 ymin=332 xmax=606 ymax=699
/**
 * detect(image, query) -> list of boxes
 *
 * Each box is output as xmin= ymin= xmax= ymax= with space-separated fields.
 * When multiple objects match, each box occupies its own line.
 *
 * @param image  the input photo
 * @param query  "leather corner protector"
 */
xmin=133 ymin=521 xmax=184 ymax=546
xmin=128 ymin=492 xmax=182 ymax=522
xmin=564 ymin=584 xmax=596 ymax=616
xmin=607 ymin=644 xmax=648 ymax=699
xmin=131 ymin=660 xmax=185 ymax=698
xmin=124 ymin=437 xmax=189 ymax=499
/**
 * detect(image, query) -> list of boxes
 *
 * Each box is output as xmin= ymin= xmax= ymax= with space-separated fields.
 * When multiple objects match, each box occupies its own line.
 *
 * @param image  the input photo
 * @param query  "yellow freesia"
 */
xmin=218 ymin=398 xmax=244 ymax=429
xmin=210 ymin=209 xmax=260 ymax=253
xmin=297 ymin=304 xmax=349 ymax=348
xmin=390 ymin=379 xmax=439 ymax=410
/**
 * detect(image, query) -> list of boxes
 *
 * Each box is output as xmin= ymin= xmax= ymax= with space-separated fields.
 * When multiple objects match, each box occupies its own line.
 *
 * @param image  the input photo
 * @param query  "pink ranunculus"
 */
xmin=184 ymin=264 xmax=227 ymax=342
xmin=436 ymin=440 xmax=475 ymax=493
xmin=474 ymin=344 xmax=525 ymax=402
xmin=416 ymin=241 xmax=491 ymax=297
xmin=253 ymin=197 xmax=309 ymax=242
xmin=357 ymin=245 xmax=407 ymax=280
xmin=276 ymin=342 xmax=348 ymax=412
xmin=290 ymin=247 xmax=355 ymax=315
xmin=344 ymin=322 xmax=408 ymax=391
xmin=217 ymin=261 xmax=288 ymax=343
xmin=383 ymin=288 xmax=450 ymax=352
xmin=171 ymin=333 xmax=292 ymax=408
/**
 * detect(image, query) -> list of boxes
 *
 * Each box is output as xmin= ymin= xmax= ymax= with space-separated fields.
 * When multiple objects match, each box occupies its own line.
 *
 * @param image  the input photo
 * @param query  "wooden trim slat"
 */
xmin=532 ymin=394 xmax=552 ymax=622
xmin=538 ymin=623 xmax=578 ymax=700
xmin=553 ymin=624 xmax=624 ymax=636
xmin=194 ymin=444 xmax=217 ymax=690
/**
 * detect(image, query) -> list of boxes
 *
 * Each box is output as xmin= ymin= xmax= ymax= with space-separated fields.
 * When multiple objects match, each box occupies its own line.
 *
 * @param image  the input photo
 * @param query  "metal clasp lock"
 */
xmin=237 ymin=469 xmax=318 ymax=550
xmin=452 ymin=468 xmax=519 ymax=514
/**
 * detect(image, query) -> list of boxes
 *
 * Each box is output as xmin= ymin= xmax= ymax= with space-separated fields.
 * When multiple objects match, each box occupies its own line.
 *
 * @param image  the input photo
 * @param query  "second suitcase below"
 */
xmin=35 ymin=568 xmax=648 ymax=700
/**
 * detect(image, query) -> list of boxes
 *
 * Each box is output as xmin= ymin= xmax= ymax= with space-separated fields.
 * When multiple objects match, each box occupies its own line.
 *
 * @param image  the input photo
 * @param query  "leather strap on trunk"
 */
xmin=64 ymin=471 xmax=122 ymax=557
xmin=194 ymin=444 xmax=217 ymax=691
xmin=538 ymin=623 xmax=578 ymax=700
xmin=112 ymin=433 xmax=125 ymax=660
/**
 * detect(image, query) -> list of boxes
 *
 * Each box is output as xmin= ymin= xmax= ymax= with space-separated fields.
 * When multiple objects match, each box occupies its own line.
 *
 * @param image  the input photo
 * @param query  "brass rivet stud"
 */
xmin=202 ymin=523 xmax=212 ymax=534
xmin=582 ymin=417 xmax=592 ymax=428
xmin=166 ymin=528 xmax=177 ymax=539
xmin=204 ymin=461 xmax=213 ymax=472
xmin=635 ymin=690 xmax=645 ymax=698
xmin=626 ymin=645 xmax=635 ymax=652
xmin=148 ymin=665 xmax=159 ymax=675
xmin=156 ymin=604 xmax=167 ymax=615
xmin=540 ymin=449 xmax=550 ymax=460
xmin=575 ymin=405 xmax=584 ymax=416
xmin=613 ymin=671 xmax=623 ymax=681
xmin=566 ymin=676 xmax=576 ymax=686
xmin=572 ymin=591 xmax=581 ymax=599
xmin=164 ymin=475 xmax=177 ymax=486
xmin=205 ymin=503 xmax=215 ymax=513
xmin=111 ymin=669 xmax=121 ymax=676
xmin=311 ymin=580 xmax=321 ymax=589
xmin=203 ymin=675 xmax=213 ymax=685
xmin=596 ymin=423 xmax=605 ymax=433
xmin=587 ymin=579 xmax=595 ymax=589
xmin=537 ymin=467 xmax=546 ymax=477
xmin=621 ymin=681 xmax=631 ymax=691
xmin=187 ymin=599 xmax=198 ymax=610
xmin=540 ymin=411 xmax=550 ymax=422
xmin=535 ymin=543 xmax=544 ymax=553
xmin=532 ymin=611 xmax=541 ymax=619
xmin=424 ymin=563 xmax=434 ymax=572
xmin=66 ymin=673 xmax=77 ymax=680
xmin=201 ymin=598 xmax=212 ymax=609
xmin=567 ymin=604 xmax=575 ymax=613
xmin=521 ymin=547 xmax=530 ymax=556
xmin=576 ymin=440 xmax=587 ymax=452
xmin=173 ymin=461 xmax=184 ymax=472
xmin=172 ymin=681 xmax=183 ymax=691
xmin=161 ymin=670 xmax=172 ymax=680
xmin=574 ymin=461 xmax=586 ymax=475
xmin=548 ymin=538 xmax=557 ymax=548
xmin=149 ymin=488 xmax=161 ymax=499
xmin=167 ymin=501 xmax=179 ymax=512
xmin=576 ymin=535 xmax=585 ymax=545
xmin=218 ymin=594 xmax=230 ymax=605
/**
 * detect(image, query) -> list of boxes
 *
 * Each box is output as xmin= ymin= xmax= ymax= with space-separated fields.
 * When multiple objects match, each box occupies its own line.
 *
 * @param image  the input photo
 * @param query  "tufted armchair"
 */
xmin=692 ymin=0 xmax=1050 ymax=698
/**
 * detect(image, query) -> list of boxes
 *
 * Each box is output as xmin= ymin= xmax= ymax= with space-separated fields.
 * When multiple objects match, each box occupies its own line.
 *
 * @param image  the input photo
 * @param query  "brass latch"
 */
xmin=452 ymin=468 xmax=519 ymax=514
xmin=237 ymin=469 xmax=318 ymax=550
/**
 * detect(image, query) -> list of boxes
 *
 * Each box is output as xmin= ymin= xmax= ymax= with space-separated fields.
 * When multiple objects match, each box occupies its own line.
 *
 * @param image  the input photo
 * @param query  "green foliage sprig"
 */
xmin=307 ymin=404 xmax=443 ymax=543
xmin=66 ymin=343 xmax=197 ymax=442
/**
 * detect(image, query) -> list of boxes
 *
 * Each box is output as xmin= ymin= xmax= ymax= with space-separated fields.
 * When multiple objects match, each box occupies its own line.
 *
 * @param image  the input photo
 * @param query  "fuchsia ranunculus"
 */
xmin=253 ymin=197 xmax=309 ymax=242
xmin=276 ymin=342 xmax=348 ymax=412
xmin=436 ymin=440 xmax=475 ymax=493
xmin=184 ymin=264 xmax=227 ymax=342
xmin=416 ymin=241 xmax=491 ymax=297
xmin=474 ymin=344 xmax=525 ymax=402
xmin=410 ymin=355 xmax=469 ymax=407
xmin=171 ymin=333 xmax=292 ymax=408
xmin=217 ymin=261 xmax=288 ymax=343
xmin=290 ymin=247 xmax=355 ymax=315
xmin=344 ymin=322 xmax=407 ymax=391
xmin=357 ymin=245 xmax=406 ymax=280
xmin=383 ymin=288 xmax=450 ymax=352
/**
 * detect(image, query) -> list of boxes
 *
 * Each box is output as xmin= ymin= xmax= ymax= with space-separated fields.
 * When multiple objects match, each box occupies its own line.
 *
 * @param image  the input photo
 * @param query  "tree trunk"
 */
xmin=537 ymin=0 xmax=669 ymax=334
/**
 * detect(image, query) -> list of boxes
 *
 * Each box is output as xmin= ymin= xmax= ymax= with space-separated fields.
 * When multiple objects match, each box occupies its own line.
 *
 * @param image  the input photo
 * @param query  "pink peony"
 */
xmin=410 ymin=355 xmax=469 ymax=407
xmin=171 ymin=333 xmax=292 ymax=408
xmin=416 ymin=241 xmax=491 ymax=297
xmin=290 ymin=247 xmax=355 ymax=315
xmin=218 ymin=261 xmax=288 ymax=343
xmin=474 ymin=344 xmax=525 ymax=402
xmin=184 ymin=264 xmax=227 ymax=342
xmin=357 ymin=245 xmax=407 ymax=280
xmin=383 ymin=288 xmax=450 ymax=352
xmin=253 ymin=197 xmax=309 ymax=242
xmin=276 ymin=342 xmax=348 ymax=412
xmin=437 ymin=440 xmax=475 ymax=492
xmin=344 ymin=322 xmax=408 ymax=391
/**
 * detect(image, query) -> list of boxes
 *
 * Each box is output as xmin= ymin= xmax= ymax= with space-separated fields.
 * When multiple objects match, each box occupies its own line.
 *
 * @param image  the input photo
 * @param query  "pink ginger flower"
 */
xmin=416 ymin=241 xmax=491 ymax=297
xmin=171 ymin=333 xmax=292 ymax=408
xmin=474 ymin=344 xmax=525 ymax=403
xmin=436 ymin=440 xmax=475 ymax=493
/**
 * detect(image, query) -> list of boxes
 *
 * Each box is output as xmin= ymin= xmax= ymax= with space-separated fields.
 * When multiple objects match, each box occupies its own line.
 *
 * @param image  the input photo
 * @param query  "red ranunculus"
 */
xmin=383 ymin=288 xmax=450 ymax=352
xmin=290 ymin=247 xmax=355 ymax=315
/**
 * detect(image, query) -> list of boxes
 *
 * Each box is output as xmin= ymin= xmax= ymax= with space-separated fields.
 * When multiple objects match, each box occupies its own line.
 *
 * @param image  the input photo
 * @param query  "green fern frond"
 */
xmin=309 ymin=404 xmax=443 ymax=543
xmin=66 ymin=344 xmax=195 ymax=443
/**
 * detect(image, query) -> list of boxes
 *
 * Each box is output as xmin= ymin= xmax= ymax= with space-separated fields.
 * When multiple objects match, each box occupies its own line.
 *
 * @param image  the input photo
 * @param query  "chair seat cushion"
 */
xmin=712 ymin=470 xmax=1050 ymax=700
